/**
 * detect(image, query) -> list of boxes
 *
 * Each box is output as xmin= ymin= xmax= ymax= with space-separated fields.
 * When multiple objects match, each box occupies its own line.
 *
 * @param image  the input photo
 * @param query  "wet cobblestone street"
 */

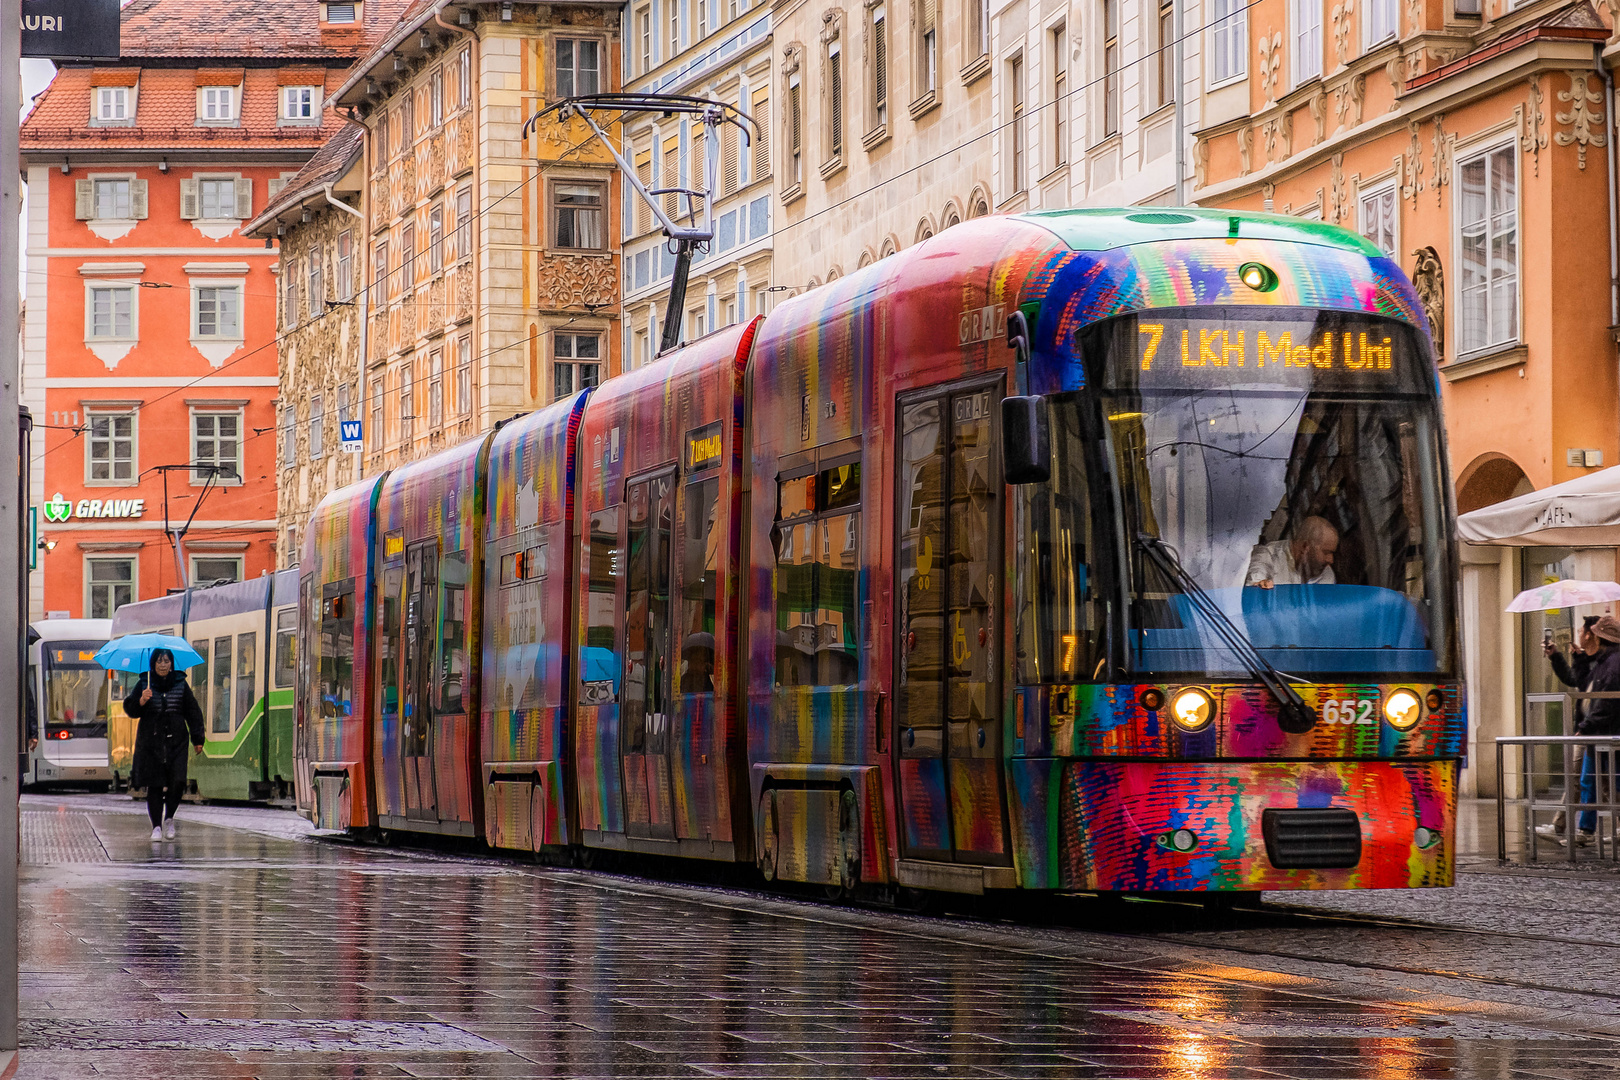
xmin=16 ymin=793 xmax=1620 ymax=1078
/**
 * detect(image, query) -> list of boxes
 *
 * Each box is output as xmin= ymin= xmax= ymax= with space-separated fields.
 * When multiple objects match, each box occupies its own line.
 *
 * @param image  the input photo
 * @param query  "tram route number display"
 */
xmin=1137 ymin=323 xmax=1395 ymax=373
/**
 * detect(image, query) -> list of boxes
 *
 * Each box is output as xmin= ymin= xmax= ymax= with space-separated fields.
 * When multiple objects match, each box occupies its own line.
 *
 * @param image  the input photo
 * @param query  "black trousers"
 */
xmin=145 ymin=742 xmax=189 ymax=827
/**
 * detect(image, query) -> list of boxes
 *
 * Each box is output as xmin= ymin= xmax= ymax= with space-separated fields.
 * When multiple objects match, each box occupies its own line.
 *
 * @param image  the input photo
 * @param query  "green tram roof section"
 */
xmin=1018 ymin=208 xmax=1384 ymax=259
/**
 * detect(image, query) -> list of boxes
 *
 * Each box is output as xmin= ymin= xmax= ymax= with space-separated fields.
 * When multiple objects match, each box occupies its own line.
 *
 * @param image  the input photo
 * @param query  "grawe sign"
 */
xmin=22 ymin=0 xmax=119 ymax=61
xmin=41 ymin=492 xmax=145 ymax=522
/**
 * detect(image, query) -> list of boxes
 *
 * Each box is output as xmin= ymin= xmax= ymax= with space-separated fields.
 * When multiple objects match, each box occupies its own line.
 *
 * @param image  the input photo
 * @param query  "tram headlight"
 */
xmin=1384 ymin=689 xmax=1422 ymax=731
xmin=1170 ymin=688 xmax=1215 ymax=732
xmin=1238 ymin=262 xmax=1279 ymax=292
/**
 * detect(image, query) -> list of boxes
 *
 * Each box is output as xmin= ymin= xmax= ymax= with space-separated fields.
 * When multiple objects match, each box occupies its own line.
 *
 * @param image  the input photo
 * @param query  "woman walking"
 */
xmin=122 ymin=649 xmax=205 ymax=841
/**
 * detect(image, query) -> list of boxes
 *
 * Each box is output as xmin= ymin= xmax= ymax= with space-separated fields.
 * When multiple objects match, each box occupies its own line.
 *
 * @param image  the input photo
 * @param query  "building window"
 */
xmin=1293 ymin=0 xmax=1322 ymax=84
xmin=638 ymin=7 xmax=652 ymax=73
xmin=698 ymin=0 xmax=709 ymax=38
xmin=199 ymin=177 xmax=237 ymax=219
xmin=1010 ymin=55 xmax=1025 ymax=192
xmin=428 ymin=350 xmax=444 ymax=428
xmin=1052 ymin=24 xmax=1068 ymax=163
xmin=455 ymin=186 xmax=472 ymax=260
xmin=557 ymin=38 xmax=600 ymax=98
xmin=94 ymin=87 xmax=130 ymax=125
xmin=1359 ymin=183 xmax=1397 ymax=257
xmin=337 ymin=383 xmax=351 ymax=424
xmin=370 ymin=377 xmax=384 ymax=448
xmin=284 ymin=265 xmax=300 ymax=327
xmin=1365 ymin=0 xmax=1397 ymax=46
xmin=1103 ymin=1 xmax=1119 ymax=136
xmin=402 ymin=223 xmax=417 ymax=288
xmin=191 ymin=556 xmax=242 ymax=585
xmin=308 ymin=250 xmax=323 ymax=313
xmin=554 ymin=333 xmax=600 ymax=398
xmin=324 ymin=1 xmax=357 ymax=22
xmin=828 ymin=38 xmax=844 ymax=158
xmin=94 ymin=178 xmax=131 ymax=220
xmin=86 ymin=411 xmax=135 ymax=484
xmin=87 ymin=285 xmax=135 ymax=339
xmin=553 ymin=182 xmax=605 ymax=249
xmin=455 ymin=334 xmax=472 ymax=416
xmin=751 ymin=85 xmax=770 ymax=177
xmin=430 ymin=67 xmax=444 ymax=126
xmin=196 ymin=285 xmax=242 ymax=339
xmin=87 ymin=558 xmax=135 ymax=619
xmin=198 ymin=85 xmax=236 ymax=123
xmin=1158 ymin=0 xmax=1175 ymax=106
xmin=458 ymin=46 xmax=472 ymax=109
xmin=1458 ymin=143 xmax=1518 ymax=355
xmin=373 ymin=240 xmax=389 ymax=301
xmin=337 ymin=230 xmax=353 ymax=299
xmin=281 ymin=404 xmax=296 ymax=468
xmin=1211 ymin=0 xmax=1247 ymax=83
xmin=193 ymin=411 xmax=241 ymax=482
xmin=310 ymin=395 xmax=325 ymax=459
xmin=282 ymin=86 xmax=318 ymax=121
xmin=788 ymin=72 xmax=803 ymax=184
xmin=870 ymin=4 xmax=888 ymax=129
xmin=917 ymin=0 xmax=937 ymax=96
xmin=970 ymin=0 xmax=989 ymax=58
xmin=429 ymin=206 xmax=444 ymax=273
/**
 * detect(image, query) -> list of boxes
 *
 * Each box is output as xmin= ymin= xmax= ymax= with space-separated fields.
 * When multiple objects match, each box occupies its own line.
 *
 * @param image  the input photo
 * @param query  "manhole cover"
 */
xmin=22 ymin=1018 xmax=507 ymax=1052
xmin=21 ymin=812 xmax=109 ymax=864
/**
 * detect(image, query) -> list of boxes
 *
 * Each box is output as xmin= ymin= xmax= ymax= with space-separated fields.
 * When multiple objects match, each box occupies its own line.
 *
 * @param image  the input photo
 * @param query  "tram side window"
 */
xmin=1015 ymin=394 xmax=1104 ymax=684
xmin=680 ymin=477 xmax=719 ymax=693
xmin=189 ymin=640 xmax=209 ymax=721
xmin=320 ymin=589 xmax=355 ymax=719
xmin=582 ymin=507 xmax=621 ymax=701
xmin=775 ymin=460 xmax=861 ymax=687
xmin=235 ymin=631 xmax=256 ymax=727
xmin=380 ymin=569 xmax=402 ymax=718
xmin=211 ymin=635 xmax=233 ymax=734
xmin=438 ymin=552 xmax=468 ymax=714
xmin=275 ymin=609 xmax=296 ymax=688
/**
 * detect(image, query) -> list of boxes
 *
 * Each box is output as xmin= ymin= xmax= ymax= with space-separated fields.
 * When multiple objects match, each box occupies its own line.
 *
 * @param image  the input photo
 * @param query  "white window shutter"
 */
xmin=179 ymin=178 xmax=199 ymax=220
xmin=267 ymin=177 xmax=287 ymax=199
xmin=74 ymin=180 xmax=93 ymax=220
xmin=235 ymin=177 xmax=252 ymax=219
xmin=131 ymin=179 xmax=149 ymax=220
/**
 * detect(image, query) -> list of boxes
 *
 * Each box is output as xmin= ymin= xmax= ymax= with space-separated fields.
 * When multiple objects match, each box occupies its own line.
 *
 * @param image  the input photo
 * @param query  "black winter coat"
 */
xmin=1577 ymin=645 xmax=1620 ymax=736
xmin=123 ymin=671 xmax=205 ymax=789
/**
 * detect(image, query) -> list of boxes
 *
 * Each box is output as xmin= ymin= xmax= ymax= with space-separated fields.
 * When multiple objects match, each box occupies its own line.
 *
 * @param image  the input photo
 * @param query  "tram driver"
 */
xmin=1244 ymin=517 xmax=1340 ymax=589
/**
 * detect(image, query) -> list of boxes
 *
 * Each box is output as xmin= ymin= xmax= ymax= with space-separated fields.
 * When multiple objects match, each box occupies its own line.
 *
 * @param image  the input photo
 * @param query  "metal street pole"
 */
xmin=0 ymin=0 xmax=23 ymax=1053
xmin=1173 ymin=0 xmax=1186 ymax=205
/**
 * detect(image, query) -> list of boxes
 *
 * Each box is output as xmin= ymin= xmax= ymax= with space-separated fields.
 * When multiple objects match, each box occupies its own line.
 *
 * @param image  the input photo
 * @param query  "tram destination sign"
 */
xmin=23 ymin=0 xmax=120 ymax=60
xmin=1099 ymin=309 xmax=1425 ymax=393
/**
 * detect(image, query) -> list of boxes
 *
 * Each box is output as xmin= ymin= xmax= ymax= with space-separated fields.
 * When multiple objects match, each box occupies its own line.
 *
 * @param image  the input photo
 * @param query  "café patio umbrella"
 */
xmin=1504 ymin=579 xmax=1620 ymax=613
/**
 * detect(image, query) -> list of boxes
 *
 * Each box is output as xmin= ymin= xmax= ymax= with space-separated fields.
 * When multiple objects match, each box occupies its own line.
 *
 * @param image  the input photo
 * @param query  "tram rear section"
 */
xmin=296 ymin=208 xmax=1465 ymax=900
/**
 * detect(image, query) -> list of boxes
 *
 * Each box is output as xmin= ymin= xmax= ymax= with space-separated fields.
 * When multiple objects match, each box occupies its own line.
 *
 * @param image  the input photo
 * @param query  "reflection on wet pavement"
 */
xmin=18 ymin=795 xmax=1620 ymax=1078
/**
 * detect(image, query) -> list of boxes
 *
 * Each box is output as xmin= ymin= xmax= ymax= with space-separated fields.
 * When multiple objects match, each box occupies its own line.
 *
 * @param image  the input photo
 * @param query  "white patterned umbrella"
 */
xmin=1505 ymin=579 xmax=1620 ymax=613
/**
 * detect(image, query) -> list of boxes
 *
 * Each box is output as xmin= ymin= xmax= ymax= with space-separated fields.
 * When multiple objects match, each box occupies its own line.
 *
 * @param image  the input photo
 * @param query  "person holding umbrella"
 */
xmin=121 ymin=648 xmax=205 ymax=841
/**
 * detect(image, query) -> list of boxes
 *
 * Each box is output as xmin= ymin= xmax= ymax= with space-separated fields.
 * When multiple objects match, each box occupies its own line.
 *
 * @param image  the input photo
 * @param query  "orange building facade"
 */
xmin=20 ymin=0 xmax=405 ymax=620
xmin=1191 ymin=0 xmax=1620 ymax=790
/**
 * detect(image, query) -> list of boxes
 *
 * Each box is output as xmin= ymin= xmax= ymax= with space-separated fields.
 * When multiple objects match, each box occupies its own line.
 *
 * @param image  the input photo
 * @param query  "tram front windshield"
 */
xmin=42 ymin=641 xmax=112 ymax=739
xmin=1082 ymin=306 xmax=1451 ymax=679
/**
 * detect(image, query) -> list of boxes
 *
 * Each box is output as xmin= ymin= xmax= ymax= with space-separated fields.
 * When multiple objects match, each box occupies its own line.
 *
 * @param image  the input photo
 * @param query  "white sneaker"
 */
xmin=1535 ymin=823 xmax=1565 ymax=842
xmin=1568 ymin=830 xmax=1596 ymax=848
xmin=163 ymin=818 xmax=176 ymax=840
xmin=150 ymin=826 xmax=163 ymax=842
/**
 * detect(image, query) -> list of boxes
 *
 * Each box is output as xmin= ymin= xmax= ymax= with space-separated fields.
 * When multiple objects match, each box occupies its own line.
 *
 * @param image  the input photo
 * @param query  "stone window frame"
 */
xmin=548 ymin=176 xmax=608 ymax=253
xmin=553 ymin=34 xmax=606 ymax=99
xmin=196 ymin=84 xmax=241 ymax=127
xmin=85 ymin=554 xmax=138 ymax=619
xmin=1453 ymin=135 xmax=1521 ymax=359
xmin=83 ymin=280 xmax=138 ymax=344
xmin=83 ymin=405 xmax=139 ymax=488
xmin=190 ymin=406 xmax=245 ymax=487
xmin=91 ymin=85 xmax=135 ymax=127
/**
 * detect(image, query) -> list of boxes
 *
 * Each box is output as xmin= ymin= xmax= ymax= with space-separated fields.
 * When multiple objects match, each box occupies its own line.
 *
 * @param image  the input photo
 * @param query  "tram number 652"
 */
xmin=1321 ymin=698 xmax=1375 ymax=725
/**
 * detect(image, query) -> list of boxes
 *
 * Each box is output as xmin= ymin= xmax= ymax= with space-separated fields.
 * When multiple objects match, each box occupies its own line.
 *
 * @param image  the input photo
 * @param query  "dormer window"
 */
xmin=97 ymin=88 xmax=128 ymax=123
xmin=322 ymin=1 xmax=358 ymax=23
xmin=198 ymin=85 xmax=238 ymax=125
xmin=282 ymin=86 xmax=319 ymax=122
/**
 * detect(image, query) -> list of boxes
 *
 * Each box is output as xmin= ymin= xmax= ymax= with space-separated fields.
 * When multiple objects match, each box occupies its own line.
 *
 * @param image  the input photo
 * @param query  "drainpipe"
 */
xmin=1605 ymin=59 xmax=1620 ymax=435
xmin=432 ymin=1 xmax=466 ymax=36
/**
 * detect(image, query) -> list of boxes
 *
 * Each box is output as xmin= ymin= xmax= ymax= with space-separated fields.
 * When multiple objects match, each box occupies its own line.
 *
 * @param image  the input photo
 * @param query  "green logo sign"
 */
xmin=42 ymin=493 xmax=71 ymax=523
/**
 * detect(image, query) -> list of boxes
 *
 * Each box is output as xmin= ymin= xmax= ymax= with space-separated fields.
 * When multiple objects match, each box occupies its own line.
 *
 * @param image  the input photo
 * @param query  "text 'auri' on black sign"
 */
xmin=23 ymin=0 xmax=120 ymax=61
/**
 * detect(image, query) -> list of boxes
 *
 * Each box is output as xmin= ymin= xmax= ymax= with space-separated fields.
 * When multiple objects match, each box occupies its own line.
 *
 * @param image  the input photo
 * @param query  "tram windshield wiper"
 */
xmin=1133 ymin=534 xmax=1316 ymax=734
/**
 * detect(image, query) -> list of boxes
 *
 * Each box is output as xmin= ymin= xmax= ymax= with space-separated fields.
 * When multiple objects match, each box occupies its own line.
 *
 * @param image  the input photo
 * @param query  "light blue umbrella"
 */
xmin=93 ymin=634 xmax=204 ymax=675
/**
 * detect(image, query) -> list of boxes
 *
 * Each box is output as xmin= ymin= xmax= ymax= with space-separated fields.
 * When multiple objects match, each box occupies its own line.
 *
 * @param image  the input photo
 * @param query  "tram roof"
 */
xmin=1017 ymin=208 xmax=1383 ymax=259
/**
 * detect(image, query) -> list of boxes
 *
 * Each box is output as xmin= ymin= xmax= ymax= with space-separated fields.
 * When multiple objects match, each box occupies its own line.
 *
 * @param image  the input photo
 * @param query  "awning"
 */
xmin=1459 ymin=465 xmax=1620 ymax=547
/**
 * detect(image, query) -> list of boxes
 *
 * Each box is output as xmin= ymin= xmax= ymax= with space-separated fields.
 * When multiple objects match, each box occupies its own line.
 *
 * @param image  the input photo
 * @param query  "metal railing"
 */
xmin=1497 ymin=690 xmax=1620 ymax=863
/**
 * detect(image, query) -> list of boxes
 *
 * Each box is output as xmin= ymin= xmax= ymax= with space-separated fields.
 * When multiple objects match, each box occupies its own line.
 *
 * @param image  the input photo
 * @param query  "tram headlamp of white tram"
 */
xmin=1383 ymin=689 xmax=1423 ymax=731
xmin=1170 ymin=688 xmax=1215 ymax=732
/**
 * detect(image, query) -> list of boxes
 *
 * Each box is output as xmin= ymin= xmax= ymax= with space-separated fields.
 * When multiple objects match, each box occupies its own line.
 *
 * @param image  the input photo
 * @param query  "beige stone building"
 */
xmin=620 ymin=2 xmax=776 ymax=364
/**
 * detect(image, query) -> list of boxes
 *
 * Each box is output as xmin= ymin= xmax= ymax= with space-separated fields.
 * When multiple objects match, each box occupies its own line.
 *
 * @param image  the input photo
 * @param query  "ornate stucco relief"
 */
xmin=1555 ymin=70 xmax=1607 ymax=170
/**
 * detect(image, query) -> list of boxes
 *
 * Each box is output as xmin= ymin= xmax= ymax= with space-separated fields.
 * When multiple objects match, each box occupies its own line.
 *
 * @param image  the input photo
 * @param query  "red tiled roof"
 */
xmin=243 ymin=122 xmax=365 ymax=235
xmin=195 ymin=68 xmax=246 ymax=87
xmin=90 ymin=69 xmax=140 ymax=87
xmin=1405 ymin=2 xmax=1610 ymax=93
xmin=22 ymin=67 xmax=357 ymax=152
xmin=116 ymin=0 xmax=416 ymax=60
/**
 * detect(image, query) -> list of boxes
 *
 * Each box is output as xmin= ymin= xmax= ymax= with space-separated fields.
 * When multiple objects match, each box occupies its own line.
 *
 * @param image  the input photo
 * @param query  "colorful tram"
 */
xmin=300 ymin=209 xmax=1464 ymax=895
xmin=110 ymin=571 xmax=299 ymax=801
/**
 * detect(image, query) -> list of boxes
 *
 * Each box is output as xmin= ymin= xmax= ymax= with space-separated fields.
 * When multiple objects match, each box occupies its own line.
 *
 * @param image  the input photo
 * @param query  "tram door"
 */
xmin=401 ymin=541 xmax=439 ymax=821
xmin=621 ymin=474 xmax=677 ymax=840
xmin=894 ymin=385 xmax=1011 ymax=865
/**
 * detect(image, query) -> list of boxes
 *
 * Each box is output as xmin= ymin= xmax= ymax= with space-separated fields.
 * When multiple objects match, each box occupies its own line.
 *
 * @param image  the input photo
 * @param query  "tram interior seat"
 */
xmin=1136 ymin=584 xmax=1436 ymax=674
